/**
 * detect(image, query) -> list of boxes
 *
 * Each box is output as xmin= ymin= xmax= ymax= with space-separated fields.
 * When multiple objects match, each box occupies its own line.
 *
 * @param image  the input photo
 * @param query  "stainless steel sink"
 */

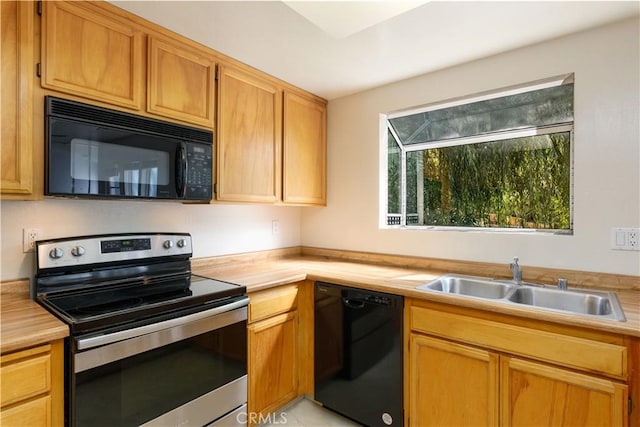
xmin=506 ymin=286 xmax=626 ymax=321
xmin=416 ymin=274 xmax=515 ymax=299
xmin=416 ymin=274 xmax=626 ymax=321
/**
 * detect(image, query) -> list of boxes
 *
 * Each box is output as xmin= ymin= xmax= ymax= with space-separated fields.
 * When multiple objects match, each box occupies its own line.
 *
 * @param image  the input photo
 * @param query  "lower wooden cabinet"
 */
xmin=0 ymin=340 xmax=64 ymax=427
xmin=247 ymin=282 xmax=313 ymax=425
xmin=407 ymin=299 xmax=631 ymax=427
xmin=502 ymin=357 xmax=628 ymax=426
xmin=248 ymin=311 xmax=298 ymax=418
xmin=409 ymin=335 xmax=498 ymax=426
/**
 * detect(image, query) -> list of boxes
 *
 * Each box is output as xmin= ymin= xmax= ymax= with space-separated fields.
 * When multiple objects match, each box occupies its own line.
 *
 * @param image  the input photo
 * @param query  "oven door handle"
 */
xmin=76 ymin=296 xmax=249 ymax=351
xmin=74 ymin=297 xmax=248 ymax=373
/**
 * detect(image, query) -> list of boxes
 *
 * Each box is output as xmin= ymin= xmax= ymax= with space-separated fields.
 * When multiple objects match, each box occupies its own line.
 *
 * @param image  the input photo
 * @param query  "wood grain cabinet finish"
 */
xmin=216 ymin=66 xmax=327 ymax=205
xmin=1 ymin=0 xmax=34 ymax=197
xmin=41 ymin=0 xmax=143 ymax=109
xmin=407 ymin=299 xmax=631 ymax=427
xmin=248 ymin=284 xmax=298 ymax=323
xmin=502 ymin=357 xmax=628 ymax=426
xmin=283 ymin=91 xmax=326 ymax=205
xmin=147 ymin=36 xmax=215 ymax=127
xmin=409 ymin=334 xmax=499 ymax=427
xmin=217 ymin=65 xmax=281 ymax=203
xmin=248 ymin=311 xmax=299 ymax=422
xmin=0 ymin=341 xmax=64 ymax=427
xmin=247 ymin=284 xmax=302 ymax=425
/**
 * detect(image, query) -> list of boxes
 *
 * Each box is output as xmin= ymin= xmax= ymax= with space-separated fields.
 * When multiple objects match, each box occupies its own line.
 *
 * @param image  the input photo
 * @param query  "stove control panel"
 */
xmin=37 ymin=233 xmax=193 ymax=270
xmin=101 ymin=238 xmax=152 ymax=253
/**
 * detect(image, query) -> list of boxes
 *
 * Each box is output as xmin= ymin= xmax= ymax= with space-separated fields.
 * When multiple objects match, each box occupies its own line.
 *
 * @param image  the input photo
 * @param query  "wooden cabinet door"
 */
xmin=41 ymin=1 xmax=143 ymax=109
xmin=147 ymin=37 xmax=215 ymax=127
xmin=1 ymin=0 xmax=34 ymax=197
xmin=0 ymin=340 xmax=63 ymax=427
xmin=0 ymin=395 xmax=51 ymax=427
xmin=217 ymin=66 xmax=281 ymax=202
xmin=409 ymin=334 xmax=499 ymax=427
xmin=501 ymin=357 xmax=628 ymax=427
xmin=283 ymin=92 xmax=326 ymax=205
xmin=248 ymin=311 xmax=298 ymax=421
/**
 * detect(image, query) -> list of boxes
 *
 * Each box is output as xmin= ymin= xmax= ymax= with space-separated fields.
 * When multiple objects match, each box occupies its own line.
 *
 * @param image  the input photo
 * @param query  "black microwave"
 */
xmin=45 ymin=96 xmax=213 ymax=201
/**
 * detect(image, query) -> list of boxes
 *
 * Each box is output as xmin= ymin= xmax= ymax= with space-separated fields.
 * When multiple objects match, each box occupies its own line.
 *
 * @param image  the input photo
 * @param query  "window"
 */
xmin=384 ymin=75 xmax=574 ymax=232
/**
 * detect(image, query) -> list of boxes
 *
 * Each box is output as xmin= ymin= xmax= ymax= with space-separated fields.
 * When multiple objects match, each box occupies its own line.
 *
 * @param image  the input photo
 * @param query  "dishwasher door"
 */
xmin=314 ymin=282 xmax=403 ymax=427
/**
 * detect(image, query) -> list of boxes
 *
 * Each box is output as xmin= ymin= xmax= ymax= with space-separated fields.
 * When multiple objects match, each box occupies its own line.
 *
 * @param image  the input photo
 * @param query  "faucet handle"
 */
xmin=557 ymin=278 xmax=568 ymax=290
xmin=512 ymin=256 xmax=519 ymax=266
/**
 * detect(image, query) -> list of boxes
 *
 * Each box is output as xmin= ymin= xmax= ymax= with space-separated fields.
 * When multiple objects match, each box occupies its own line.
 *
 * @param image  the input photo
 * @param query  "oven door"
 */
xmin=70 ymin=299 xmax=248 ymax=427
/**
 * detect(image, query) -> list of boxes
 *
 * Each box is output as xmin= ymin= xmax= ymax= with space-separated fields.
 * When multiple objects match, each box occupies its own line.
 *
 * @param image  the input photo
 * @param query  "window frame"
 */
xmin=381 ymin=74 xmax=575 ymax=234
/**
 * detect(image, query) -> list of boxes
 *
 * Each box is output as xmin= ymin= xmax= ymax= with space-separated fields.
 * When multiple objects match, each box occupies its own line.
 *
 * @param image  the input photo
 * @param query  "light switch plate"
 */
xmin=611 ymin=227 xmax=640 ymax=251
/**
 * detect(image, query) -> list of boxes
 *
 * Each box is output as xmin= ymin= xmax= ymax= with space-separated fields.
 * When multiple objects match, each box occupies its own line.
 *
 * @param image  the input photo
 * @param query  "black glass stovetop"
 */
xmin=38 ymin=274 xmax=245 ymax=335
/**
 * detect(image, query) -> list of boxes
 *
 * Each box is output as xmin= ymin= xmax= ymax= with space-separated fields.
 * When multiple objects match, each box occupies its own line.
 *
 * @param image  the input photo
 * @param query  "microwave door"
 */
xmin=47 ymin=117 xmax=179 ymax=199
xmin=68 ymin=137 xmax=174 ymax=199
xmin=69 ymin=139 xmax=99 ymax=195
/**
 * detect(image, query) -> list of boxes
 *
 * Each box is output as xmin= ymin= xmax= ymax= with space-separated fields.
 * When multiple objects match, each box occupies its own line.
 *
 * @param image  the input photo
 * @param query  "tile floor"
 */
xmin=262 ymin=398 xmax=361 ymax=427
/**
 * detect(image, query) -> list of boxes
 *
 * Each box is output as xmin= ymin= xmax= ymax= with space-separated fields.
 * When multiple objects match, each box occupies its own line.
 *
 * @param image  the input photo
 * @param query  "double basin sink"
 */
xmin=416 ymin=274 xmax=626 ymax=321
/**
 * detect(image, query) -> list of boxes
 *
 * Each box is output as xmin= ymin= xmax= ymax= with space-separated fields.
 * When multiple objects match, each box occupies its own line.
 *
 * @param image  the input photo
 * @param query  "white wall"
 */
xmin=1 ymin=200 xmax=301 ymax=280
xmin=302 ymin=17 xmax=640 ymax=276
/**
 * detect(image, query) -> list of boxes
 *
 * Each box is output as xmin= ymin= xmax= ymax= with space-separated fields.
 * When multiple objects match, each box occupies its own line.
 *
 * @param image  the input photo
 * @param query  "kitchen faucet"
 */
xmin=510 ymin=256 xmax=522 ymax=285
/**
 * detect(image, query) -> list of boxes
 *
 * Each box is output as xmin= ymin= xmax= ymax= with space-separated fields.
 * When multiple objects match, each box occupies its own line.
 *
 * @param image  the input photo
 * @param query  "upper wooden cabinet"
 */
xmin=41 ymin=1 xmax=143 ymax=110
xmin=147 ymin=36 xmax=215 ymax=127
xmin=5 ymin=0 xmax=326 ymax=201
xmin=283 ymin=91 xmax=326 ymax=205
xmin=1 ymin=0 xmax=34 ymax=197
xmin=217 ymin=65 xmax=281 ymax=203
xmin=216 ymin=66 xmax=327 ymax=205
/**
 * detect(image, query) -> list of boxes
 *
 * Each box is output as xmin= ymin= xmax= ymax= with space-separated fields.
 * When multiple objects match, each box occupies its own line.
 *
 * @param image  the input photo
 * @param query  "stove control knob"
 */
xmin=71 ymin=246 xmax=85 ymax=257
xmin=49 ymin=247 xmax=64 ymax=259
xmin=163 ymin=240 xmax=174 ymax=249
xmin=177 ymin=239 xmax=186 ymax=248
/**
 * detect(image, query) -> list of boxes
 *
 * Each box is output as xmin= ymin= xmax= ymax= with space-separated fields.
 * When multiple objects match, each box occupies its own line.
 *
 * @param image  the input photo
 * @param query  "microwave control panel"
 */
xmin=185 ymin=143 xmax=213 ymax=199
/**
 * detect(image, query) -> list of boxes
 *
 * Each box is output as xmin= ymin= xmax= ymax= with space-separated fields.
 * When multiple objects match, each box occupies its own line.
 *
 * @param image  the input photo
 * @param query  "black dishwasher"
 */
xmin=314 ymin=282 xmax=403 ymax=427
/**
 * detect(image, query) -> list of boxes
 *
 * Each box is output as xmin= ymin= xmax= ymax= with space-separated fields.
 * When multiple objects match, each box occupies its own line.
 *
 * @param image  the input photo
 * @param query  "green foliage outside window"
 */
xmin=405 ymin=133 xmax=571 ymax=229
xmin=386 ymin=77 xmax=573 ymax=231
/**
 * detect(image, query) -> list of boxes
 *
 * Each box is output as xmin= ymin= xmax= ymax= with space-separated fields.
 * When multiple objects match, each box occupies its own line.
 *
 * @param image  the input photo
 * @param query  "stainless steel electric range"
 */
xmin=33 ymin=233 xmax=248 ymax=427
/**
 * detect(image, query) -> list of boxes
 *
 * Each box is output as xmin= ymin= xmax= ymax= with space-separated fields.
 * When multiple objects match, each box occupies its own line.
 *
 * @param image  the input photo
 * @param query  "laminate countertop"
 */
xmin=193 ymin=255 xmax=640 ymax=338
xmin=1 ymin=279 xmax=69 ymax=354
xmin=2 ymin=254 xmax=638 ymax=355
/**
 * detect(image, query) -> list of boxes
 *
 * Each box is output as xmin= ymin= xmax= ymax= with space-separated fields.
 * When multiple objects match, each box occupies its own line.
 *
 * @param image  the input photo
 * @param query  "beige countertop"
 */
xmin=1 ymin=279 xmax=69 ymax=354
xmin=194 ymin=255 xmax=640 ymax=338
xmin=2 ymin=252 xmax=638 ymax=355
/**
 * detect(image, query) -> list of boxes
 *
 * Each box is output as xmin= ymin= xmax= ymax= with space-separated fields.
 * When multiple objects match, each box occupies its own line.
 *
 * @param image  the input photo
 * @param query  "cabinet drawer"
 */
xmin=0 ymin=394 xmax=51 ymax=426
xmin=410 ymin=305 xmax=627 ymax=378
xmin=1 ymin=345 xmax=51 ymax=407
xmin=248 ymin=284 xmax=298 ymax=323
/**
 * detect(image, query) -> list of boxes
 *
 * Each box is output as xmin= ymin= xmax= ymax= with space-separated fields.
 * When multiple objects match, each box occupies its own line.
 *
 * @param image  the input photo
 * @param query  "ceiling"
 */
xmin=111 ymin=1 xmax=639 ymax=100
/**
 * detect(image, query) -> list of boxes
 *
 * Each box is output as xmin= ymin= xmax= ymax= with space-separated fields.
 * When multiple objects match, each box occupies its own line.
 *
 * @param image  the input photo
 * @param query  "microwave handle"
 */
xmin=176 ymin=142 xmax=187 ymax=198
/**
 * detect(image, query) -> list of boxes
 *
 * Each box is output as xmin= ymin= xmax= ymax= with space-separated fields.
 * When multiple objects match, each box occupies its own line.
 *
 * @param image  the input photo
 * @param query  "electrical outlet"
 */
xmin=630 ymin=230 xmax=638 ymax=249
xmin=611 ymin=227 xmax=640 ymax=251
xmin=272 ymin=220 xmax=280 ymax=235
xmin=23 ymin=228 xmax=42 ymax=253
